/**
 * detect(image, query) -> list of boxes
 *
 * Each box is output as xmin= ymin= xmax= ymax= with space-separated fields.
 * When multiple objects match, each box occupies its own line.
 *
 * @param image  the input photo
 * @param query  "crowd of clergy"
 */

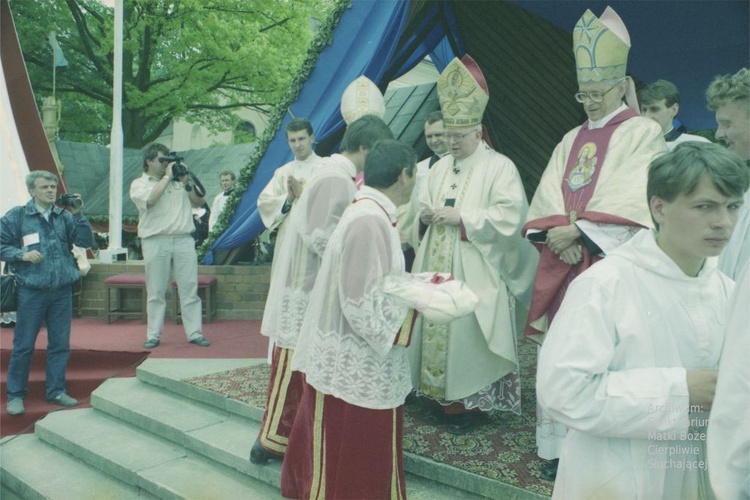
xmin=247 ymin=5 xmax=750 ymax=500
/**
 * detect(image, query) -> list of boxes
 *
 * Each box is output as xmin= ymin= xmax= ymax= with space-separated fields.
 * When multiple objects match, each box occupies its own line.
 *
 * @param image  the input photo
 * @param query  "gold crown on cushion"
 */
xmin=438 ymin=55 xmax=489 ymax=127
xmin=340 ymin=76 xmax=386 ymax=125
xmin=573 ymin=6 xmax=630 ymax=83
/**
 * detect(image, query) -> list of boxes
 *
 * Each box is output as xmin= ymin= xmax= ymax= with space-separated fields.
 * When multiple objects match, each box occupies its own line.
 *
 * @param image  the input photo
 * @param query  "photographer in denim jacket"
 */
xmin=1 ymin=171 xmax=93 ymax=416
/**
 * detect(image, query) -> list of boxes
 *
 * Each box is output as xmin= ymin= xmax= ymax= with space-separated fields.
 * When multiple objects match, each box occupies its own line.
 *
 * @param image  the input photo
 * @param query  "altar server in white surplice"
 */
xmin=251 ymin=109 xmax=392 ymax=464
xmin=538 ymin=142 xmax=749 ymax=499
xmin=257 ymin=118 xmax=322 ymax=249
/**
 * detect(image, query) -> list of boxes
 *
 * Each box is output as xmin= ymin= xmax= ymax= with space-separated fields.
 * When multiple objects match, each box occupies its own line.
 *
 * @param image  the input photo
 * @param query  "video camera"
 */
xmin=159 ymin=151 xmax=206 ymax=198
xmin=159 ymin=152 xmax=188 ymax=179
xmin=56 ymin=193 xmax=83 ymax=209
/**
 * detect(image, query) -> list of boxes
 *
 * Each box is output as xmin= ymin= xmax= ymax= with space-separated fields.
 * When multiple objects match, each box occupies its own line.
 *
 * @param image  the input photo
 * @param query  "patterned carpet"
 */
xmin=184 ymin=335 xmax=553 ymax=498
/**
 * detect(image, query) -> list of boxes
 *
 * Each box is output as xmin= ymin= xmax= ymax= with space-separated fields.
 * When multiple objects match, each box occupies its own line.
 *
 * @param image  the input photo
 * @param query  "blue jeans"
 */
xmin=6 ymin=284 xmax=72 ymax=401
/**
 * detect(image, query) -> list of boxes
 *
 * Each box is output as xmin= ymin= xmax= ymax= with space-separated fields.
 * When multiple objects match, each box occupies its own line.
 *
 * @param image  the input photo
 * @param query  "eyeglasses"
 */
xmin=444 ymin=131 xmax=476 ymax=142
xmin=574 ymin=84 xmax=620 ymax=103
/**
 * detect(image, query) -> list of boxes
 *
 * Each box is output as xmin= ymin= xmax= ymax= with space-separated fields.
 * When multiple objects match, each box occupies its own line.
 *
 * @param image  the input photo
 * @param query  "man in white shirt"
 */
xmin=707 ymin=68 xmax=750 ymax=279
xmin=207 ymin=170 xmax=235 ymax=232
xmin=639 ymin=80 xmax=711 ymax=150
xmin=129 ymin=143 xmax=210 ymax=349
xmin=281 ymin=140 xmax=416 ymax=499
xmin=538 ymin=142 xmax=748 ymax=499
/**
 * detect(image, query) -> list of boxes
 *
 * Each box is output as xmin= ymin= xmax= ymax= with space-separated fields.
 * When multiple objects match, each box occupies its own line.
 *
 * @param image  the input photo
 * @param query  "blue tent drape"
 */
xmin=204 ymin=0 xmax=463 ymax=264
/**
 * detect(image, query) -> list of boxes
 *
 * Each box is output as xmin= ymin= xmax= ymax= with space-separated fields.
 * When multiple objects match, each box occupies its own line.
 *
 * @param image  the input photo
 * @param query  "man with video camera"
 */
xmin=1 ymin=171 xmax=93 ymax=416
xmin=130 ymin=143 xmax=210 ymax=349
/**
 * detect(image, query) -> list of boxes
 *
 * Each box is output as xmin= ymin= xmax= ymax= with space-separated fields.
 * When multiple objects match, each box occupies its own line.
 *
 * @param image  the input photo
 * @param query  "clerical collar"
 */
xmin=588 ymin=104 xmax=629 ymax=130
xmin=663 ymin=127 xmax=682 ymax=142
xmin=223 ymin=187 xmax=234 ymax=196
xmin=451 ymin=142 xmax=486 ymax=173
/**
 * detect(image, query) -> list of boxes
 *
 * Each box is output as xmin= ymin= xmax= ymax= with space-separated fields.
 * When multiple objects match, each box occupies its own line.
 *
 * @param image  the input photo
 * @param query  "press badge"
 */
xmin=23 ymin=233 xmax=40 ymax=247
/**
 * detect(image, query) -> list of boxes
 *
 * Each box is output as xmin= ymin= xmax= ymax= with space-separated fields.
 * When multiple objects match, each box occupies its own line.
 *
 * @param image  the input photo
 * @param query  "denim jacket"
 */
xmin=0 ymin=200 xmax=94 ymax=290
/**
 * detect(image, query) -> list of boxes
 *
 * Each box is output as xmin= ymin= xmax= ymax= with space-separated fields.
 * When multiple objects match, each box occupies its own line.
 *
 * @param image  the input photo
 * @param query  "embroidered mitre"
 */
xmin=437 ymin=55 xmax=489 ymax=128
xmin=573 ymin=6 xmax=631 ymax=83
xmin=340 ymin=76 xmax=386 ymax=125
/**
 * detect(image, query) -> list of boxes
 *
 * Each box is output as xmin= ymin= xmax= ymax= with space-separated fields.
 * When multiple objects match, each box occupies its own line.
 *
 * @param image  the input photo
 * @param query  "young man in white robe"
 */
xmin=257 ymin=118 xmax=322 ymax=247
xmin=250 ymin=114 xmax=393 ymax=464
xmin=638 ymin=80 xmax=711 ymax=150
xmin=707 ymin=67 xmax=750 ymax=280
xmin=707 ymin=262 xmax=750 ymax=499
xmin=537 ymin=142 xmax=749 ymax=499
xmin=280 ymin=140 xmax=418 ymax=499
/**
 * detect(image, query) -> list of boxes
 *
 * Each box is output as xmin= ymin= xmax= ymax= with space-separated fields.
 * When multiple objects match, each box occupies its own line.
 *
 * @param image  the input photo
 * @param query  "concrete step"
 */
xmin=34 ymin=408 xmax=282 ymax=500
xmin=92 ymin=376 xmax=281 ymax=490
xmin=92 ymin=375 xmax=482 ymax=499
xmin=134 ymin=359 xmax=544 ymax=500
xmin=1 ymin=358 xmax=542 ymax=499
xmin=0 ymin=433 xmax=154 ymax=500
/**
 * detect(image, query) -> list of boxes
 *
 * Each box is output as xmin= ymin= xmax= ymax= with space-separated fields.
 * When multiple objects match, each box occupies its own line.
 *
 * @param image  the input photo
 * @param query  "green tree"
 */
xmin=12 ymin=0 xmax=325 ymax=148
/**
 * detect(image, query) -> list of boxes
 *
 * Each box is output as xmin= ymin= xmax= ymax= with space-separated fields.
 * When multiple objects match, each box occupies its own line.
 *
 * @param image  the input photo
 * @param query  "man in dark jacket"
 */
xmin=0 ymin=171 xmax=93 ymax=416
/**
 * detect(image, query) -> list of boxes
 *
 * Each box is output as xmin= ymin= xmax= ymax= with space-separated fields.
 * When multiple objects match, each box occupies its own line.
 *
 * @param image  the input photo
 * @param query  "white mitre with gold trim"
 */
xmin=437 ymin=55 xmax=489 ymax=128
xmin=573 ymin=6 xmax=631 ymax=83
xmin=340 ymin=76 xmax=386 ymax=125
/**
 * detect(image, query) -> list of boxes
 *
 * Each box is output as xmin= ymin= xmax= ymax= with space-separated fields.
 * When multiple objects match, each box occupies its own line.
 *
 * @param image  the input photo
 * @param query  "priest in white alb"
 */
xmin=537 ymin=142 xmax=749 ymax=499
xmin=250 ymin=79 xmax=392 ymax=465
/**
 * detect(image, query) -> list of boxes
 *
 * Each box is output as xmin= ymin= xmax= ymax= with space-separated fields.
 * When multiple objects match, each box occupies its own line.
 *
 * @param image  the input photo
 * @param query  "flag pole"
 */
xmin=100 ymin=0 xmax=127 ymax=262
xmin=108 ymin=0 xmax=124 ymax=253
xmin=52 ymin=34 xmax=56 ymax=102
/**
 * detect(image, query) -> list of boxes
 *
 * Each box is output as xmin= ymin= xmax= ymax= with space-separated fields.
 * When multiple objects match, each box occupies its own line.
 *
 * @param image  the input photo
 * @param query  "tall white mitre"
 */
xmin=340 ymin=76 xmax=386 ymax=125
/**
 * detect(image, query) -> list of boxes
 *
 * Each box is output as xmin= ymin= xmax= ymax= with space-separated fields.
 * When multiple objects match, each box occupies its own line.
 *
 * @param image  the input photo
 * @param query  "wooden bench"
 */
xmin=171 ymin=274 xmax=218 ymax=324
xmin=103 ymin=274 xmax=147 ymax=324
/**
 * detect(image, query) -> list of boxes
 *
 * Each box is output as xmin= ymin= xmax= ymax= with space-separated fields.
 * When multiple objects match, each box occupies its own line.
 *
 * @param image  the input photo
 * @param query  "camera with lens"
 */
xmin=56 ymin=193 xmax=83 ymax=209
xmin=159 ymin=152 xmax=187 ymax=179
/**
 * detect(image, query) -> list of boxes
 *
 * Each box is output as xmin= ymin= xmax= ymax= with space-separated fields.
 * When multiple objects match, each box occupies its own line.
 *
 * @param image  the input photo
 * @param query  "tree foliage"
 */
xmin=12 ymin=0 xmax=327 ymax=148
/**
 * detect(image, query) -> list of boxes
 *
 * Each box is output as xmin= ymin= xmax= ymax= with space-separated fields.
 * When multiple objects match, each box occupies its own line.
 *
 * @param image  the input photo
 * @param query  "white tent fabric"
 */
xmin=0 ymin=53 xmax=31 ymax=218
xmin=0 ymin=53 xmax=29 ymax=324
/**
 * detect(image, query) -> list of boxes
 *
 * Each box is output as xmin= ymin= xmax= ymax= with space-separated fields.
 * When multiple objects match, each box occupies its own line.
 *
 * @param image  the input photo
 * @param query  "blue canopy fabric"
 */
xmin=204 ymin=0 xmax=462 ymax=264
xmin=205 ymin=0 xmax=749 ymax=264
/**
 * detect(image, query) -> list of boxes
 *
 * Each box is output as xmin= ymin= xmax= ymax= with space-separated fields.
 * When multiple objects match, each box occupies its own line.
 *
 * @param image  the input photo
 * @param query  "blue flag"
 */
xmin=48 ymin=32 xmax=69 ymax=68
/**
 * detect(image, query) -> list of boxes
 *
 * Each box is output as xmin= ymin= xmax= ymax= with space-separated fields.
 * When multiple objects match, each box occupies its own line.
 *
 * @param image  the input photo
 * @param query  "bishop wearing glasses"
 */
xmin=522 ymin=7 xmax=667 ymax=480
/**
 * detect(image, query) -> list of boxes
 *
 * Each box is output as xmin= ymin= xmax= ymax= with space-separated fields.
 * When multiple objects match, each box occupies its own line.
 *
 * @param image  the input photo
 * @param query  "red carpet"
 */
xmin=0 ymin=318 xmax=269 ymax=437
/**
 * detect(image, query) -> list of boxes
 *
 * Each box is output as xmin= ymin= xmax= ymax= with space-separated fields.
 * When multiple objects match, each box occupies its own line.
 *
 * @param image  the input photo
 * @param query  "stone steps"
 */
xmin=0 ymin=358 xmax=544 ymax=499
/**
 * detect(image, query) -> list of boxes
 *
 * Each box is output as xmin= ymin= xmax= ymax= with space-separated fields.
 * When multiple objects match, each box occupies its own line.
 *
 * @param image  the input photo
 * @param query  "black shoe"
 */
xmin=540 ymin=459 xmax=559 ymax=481
xmin=423 ymin=410 xmax=446 ymax=425
xmin=445 ymin=412 xmax=487 ymax=435
xmin=249 ymin=439 xmax=282 ymax=465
